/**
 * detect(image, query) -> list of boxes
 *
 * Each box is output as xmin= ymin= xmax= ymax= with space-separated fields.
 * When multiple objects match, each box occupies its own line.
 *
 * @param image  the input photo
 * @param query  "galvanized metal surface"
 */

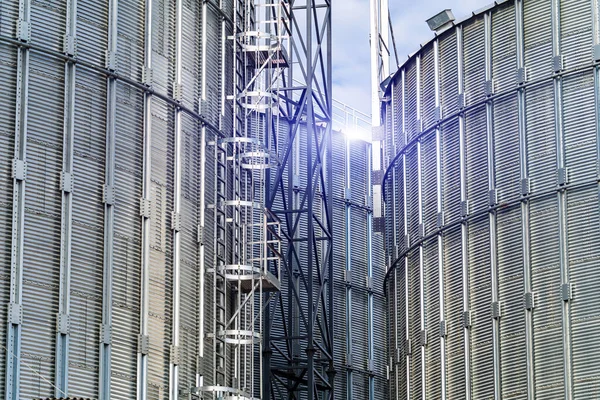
xmin=383 ymin=0 xmax=600 ymax=398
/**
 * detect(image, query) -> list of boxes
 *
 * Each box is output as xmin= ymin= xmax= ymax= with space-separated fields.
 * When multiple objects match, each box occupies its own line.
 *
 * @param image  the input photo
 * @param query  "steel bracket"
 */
xmin=439 ymin=320 xmax=447 ymax=338
xmin=418 ymin=223 xmax=425 ymax=239
xmin=594 ymin=44 xmax=600 ymax=62
xmin=404 ymin=338 xmax=412 ymax=356
xmin=491 ymin=301 xmax=501 ymax=320
xmin=12 ymin=159 xmax=27 ymax=181
xmin=484 ymin=79 xmax=495 ymax=96
xmin=142 ymin=66 xmax=153 ymax=86
xmin=404 ymin=233 xmax=410 ymax=249
xmin=56 ymin=312 xmax=70 ymax=334
xmin=173 ymin=83 xmax=183 ymax=102
xmin=63 ymin=34 xmax=77 ymax=56
xmin=561 ymin=283 xmax=572 ymax=302
xmin=553 ymin=55 xmax=564 ymax=72
xmin=103 ymin=184 xmax=116 ymax=205
xmin=105 ymin=50 xmax=117 ymax=71
xmin=524 ymin=292 xmax=535 ymax=310
xmin=437 ymin=211 xmax=445 ymax=229
xmin=435 ymin=106 xmax=442 ymax=121
xmin=344 ymin=187 xmax=351 ymax=202
xmin=521 ymin=178 xmax=531 ymax=196
xmin=8 ymin=302 xmax=22 ymax=325
xmin=61 ymin=171 xmax=74 ymax=193
xmin=197 ymin=225 xmax=204 ymax=243
xmin=463 ymin=310 xmax=472 ymax=329
xmin=344 ymin=270 xmax=352 ymax=286
xmin=366 ymin=276 xmax=373 ymax=291
xmin=101 ymin=323 xmax=112 ymax=344
xmin=420 ymin=329 xmax=428 ymax=347
xmin=489 ymin=189 xmax=498 ymax=206
xmin=170 ymin=345 xmax=181 ymax=365
xmin=367 ymin=358 xmax=374 ymax=373
xmin=345 ymin=352 xmax=353 ymax=368
xmin=138 ymin=334 xmax=150 ymax=355
xmin=461 ymin=200 xmax=469 ymax=218
xmin=517 ymin=67 xmax=528 ymax=85
xmin=171 ymin=211 xmax=181 ymax=232
xmin=17 ymin=19 xmax=30 ymax=42
xmin=140 ymin=197 xmax=152 ymax=218
xmin=458 ymin=93 xmax=466 ymax=110
xmin=558 ymin=167 xmax=568 ymax=186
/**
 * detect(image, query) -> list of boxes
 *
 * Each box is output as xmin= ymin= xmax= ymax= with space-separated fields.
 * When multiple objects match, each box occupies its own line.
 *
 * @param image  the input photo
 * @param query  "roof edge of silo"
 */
xmin=383 ymin=0 xmax=510 ymax=97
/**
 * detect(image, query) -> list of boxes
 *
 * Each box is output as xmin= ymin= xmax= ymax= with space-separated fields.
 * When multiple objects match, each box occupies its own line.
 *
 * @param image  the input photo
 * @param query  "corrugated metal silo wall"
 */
xmin=0 ymin=0 xmax=230 ymax=398
xmin=383 ymin=0 xmax=600 ymax=398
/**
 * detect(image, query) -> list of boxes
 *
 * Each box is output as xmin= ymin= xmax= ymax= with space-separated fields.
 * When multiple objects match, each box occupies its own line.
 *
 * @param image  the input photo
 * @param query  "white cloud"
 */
xmin=333 ymin=0 xmax=492 ymax=115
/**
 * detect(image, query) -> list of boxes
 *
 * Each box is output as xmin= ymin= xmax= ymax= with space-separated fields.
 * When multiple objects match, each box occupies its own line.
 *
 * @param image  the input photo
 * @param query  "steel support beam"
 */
xmin=550 ymin=1 xmax=573 ymax=398
xmin=265 ymin=0 xmax=333 ymax=398
xmin=99 ymin=0 xmax=118 ymax=396
xmin=345 ymin=136 xmax=353 ymax=399
xmin=136 ymin=0 xmax=153 ymax=396
xmin=484 ymin=11 xmax=502 ymax=400
xmin=169 ymin=0 xmax=184 ymax=397
xmin=5 ymin=0 xmax=31 ymax=398
xmin=433 ymin=37 xmax=447 ymax=400
xmin=55 ymin=0 xmax=77 ymax=394
xmin=515 ymin=2 xmax=536 ymax=399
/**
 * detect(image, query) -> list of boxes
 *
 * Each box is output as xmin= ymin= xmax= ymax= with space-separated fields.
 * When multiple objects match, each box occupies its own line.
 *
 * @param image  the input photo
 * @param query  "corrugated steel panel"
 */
xmin=560 ymin=0 xmax=592 ymax=69
xmin=496 ymin=207 xmax=527 ymax=400
xmin=563 ymin=71 xmax=596 ymax=184
xmin=423 ymin=237 xmax=440 ymax=400
xmin=20 ymin=54 xmax=65 ymax=399
xmin=463 ymin=16 xmax=485 ymax=106
xmin=405 ymin=62 xmax=418 ymax=142
xmin=491 ymin=4 xmax=516 ymax=92
xmin=523 ymin=0 xmax=552 ymax=82
xmin=465 ymin=108 xmax=488 ymax=212
xmin=526 ymin=82 xmax=555 ymax=191
xmin=443 ymin=227 xmax=465 ymax=399
xmin=408 ymin=250 xmax=421 ymax=400
xmin=468 ymin=216 xmax=493 ymax=400
xmin=568 ymin=187 xmax=600 ymax=397
xmin=439 ymin=31 xmax=458 ymax=118
xmin=421 ymin=46 xmax=436 ymax=128
xmin=530 ymin=198 xmax=563 ymax=398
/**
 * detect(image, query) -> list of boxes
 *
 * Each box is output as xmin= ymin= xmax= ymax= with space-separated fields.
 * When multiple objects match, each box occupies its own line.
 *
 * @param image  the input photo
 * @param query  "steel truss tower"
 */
xmin=262 ymin=0 xmax=334 ymax=399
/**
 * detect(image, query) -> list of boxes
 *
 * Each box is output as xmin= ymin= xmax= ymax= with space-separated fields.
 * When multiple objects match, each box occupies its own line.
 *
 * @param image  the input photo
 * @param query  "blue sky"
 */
xmin=332 ymin=0 xmax=492 ymax=115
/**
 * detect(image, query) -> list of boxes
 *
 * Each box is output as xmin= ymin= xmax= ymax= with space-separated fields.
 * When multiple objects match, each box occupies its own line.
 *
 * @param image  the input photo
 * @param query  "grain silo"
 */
xmin=0 ymin=0 xmax=390 ymax=398
xmin=381 ymin=0 xmax=600 ymax=398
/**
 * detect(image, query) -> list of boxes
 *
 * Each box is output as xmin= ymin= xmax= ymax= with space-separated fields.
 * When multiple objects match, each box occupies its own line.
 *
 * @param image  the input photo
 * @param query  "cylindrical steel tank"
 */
xmin=382 ymin=0 xmax=600 ymax=398
xmin=0 ymin=0 xmax=234 ymax=398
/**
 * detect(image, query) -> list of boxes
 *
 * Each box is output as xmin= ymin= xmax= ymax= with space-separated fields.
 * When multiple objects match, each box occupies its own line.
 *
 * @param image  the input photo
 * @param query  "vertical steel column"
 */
xmin=305 ymin=1 xmax=316 ymax=396
xmin=433 ymin=38 xmax=447 ymax=400
xmin=550 ymin=2 xmax=573 ymax=398
xmin=515 ymin=2 xmax=536 ymax=399
xmin=400 ymin=69 xmax=411 ymax=400
xmin=390 ymin=82 xmax=400 ymax=400
xmin=415 ymin=54 xmax=426 ymax=400
xmin=169 ymin=0 xmax=184 ymax=397
xmin=5 ymin=0 xmax=31 ymax=397
xmin=456 ymin=25 xmax=472 ymax=400
xmin=345 ymin=136 xmax=353 ymax=399
xmin=197 ymin=0 xmax=207 ymax=387
xmin=137 ymin=0 xmax=153 ymax=396
xmin=484 ymin=11 xmax=502 ymax=400
xmin=55 ymin=0 xmax=77 ymax=394
xmin=99 ymin=0 xmax=118 ymax=396
xmin=367 ymin=140 xmax=375 ymax=400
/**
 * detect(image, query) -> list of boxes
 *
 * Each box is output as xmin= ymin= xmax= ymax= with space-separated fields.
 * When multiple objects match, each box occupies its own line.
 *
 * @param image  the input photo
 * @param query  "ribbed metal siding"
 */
xmin=384 ymin=0 xmax=600 ymax=398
